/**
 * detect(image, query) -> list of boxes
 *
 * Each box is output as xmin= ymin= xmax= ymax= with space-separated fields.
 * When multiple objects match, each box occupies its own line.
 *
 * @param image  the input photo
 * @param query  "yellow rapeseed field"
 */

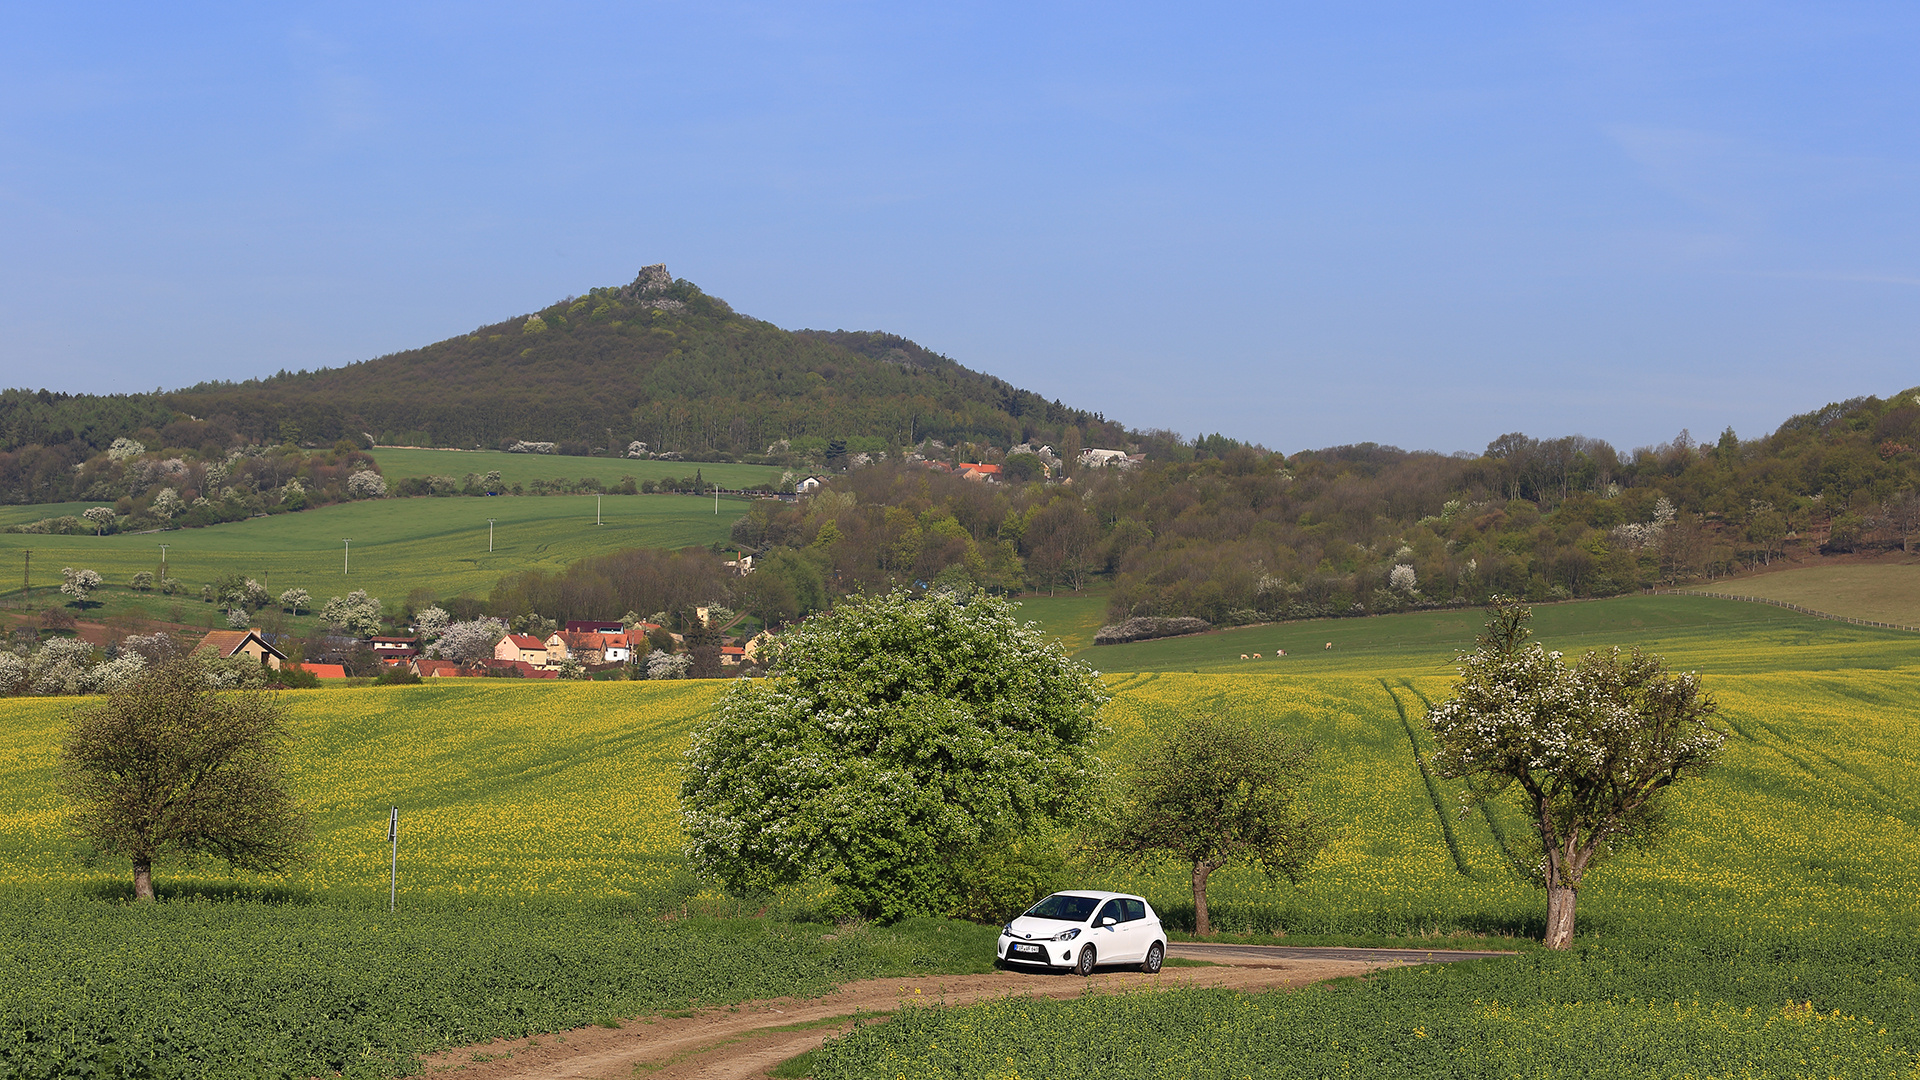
xmin=0 ymin=660 xmax=1914 ymax=937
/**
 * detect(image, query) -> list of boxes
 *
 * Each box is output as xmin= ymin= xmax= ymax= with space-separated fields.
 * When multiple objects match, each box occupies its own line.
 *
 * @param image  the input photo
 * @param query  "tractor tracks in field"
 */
xmin=408 ymin=945 xmax=1513 ymax=1080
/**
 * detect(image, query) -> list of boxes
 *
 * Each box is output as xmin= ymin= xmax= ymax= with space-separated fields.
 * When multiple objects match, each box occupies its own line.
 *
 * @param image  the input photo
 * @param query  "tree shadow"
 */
xmin=80 ymin=879 xmax=321 ymax=905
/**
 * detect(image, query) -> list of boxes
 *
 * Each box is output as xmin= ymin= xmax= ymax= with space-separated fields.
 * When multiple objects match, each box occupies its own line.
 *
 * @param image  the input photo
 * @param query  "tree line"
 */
xmin=719 ymin=389 xmax=1920 ymax=627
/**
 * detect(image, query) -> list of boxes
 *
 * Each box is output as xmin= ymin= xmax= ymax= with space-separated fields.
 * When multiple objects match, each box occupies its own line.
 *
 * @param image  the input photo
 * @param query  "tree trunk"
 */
xmin=133 ymin=859 xmax=154 ymax=902
xmin=1543 ymin=883 xmax=1577 ymax=949
xmin=1192 ymin=860 xmax=1219 ymax=937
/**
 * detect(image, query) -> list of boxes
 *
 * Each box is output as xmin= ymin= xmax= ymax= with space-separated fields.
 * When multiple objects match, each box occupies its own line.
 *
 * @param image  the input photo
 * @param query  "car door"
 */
xmin=1091 ymin=899 xmax=1141 ymax=961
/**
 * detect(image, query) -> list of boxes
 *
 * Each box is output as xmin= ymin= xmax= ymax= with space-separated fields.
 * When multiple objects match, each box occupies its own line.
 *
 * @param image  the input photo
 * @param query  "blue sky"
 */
xmin=3 ymin=2 xmax=1916 ymax=454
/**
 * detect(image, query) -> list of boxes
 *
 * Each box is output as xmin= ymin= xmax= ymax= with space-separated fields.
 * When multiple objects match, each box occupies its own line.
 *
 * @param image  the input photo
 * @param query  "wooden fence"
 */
xmin=1660 ymin=588 xmax=1920 ymax=634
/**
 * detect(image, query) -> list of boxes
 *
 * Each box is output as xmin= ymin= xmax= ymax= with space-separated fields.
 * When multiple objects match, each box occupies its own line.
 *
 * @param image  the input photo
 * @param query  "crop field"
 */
xmin=0 ymin=492 xmax=746 ymax=604
xmin=1681 ymin=558 xmax=1920 ymax=626
xmin=369 ymin=447 xmax=789 ymax=490
xmin=0 ymin=594 xmax=1915 ymax=1075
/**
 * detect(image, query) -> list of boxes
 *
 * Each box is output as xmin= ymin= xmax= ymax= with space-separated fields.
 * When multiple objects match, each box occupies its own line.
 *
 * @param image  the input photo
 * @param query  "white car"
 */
xmin=997 ymin=890 xmax=1166 ymax=975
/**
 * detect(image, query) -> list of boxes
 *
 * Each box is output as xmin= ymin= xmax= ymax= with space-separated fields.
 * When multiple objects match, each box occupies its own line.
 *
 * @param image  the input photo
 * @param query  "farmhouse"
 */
xmin=196 ymin=628 xmax=285 ymax=670
xmin=564 ymin=620 xmax=624 ymax=634
xmin=495 ymin=633 xmax=549 ymax=666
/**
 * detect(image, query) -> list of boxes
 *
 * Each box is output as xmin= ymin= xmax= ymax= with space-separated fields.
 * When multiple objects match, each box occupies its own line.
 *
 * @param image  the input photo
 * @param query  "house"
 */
xmin=370 ymin=636 xmax=420 ymax=664
xmin=796 ymin=475 xmax=828 ymax=494
xmin=295 ymin=663 xmax=347 ymax=679
xmin=196 ymin=629 xmax=285 ymax=670
xmin=483 ymin=658 xmax=558 ymax=679
xmin=545 ymin=631 xmax=610 ymax=665
xmin=720 ymin=645 xmax=746 ymax=666
xmin=414 ymin=659 xmax=472 ymax=678
xmin=495 ymin=633 xmax=549 ymax=666
xmin=724 ymin=552 xmax=754 ymax=574
xmin=957 ymin=462 xmax=1002 ymax=482
xmin=742 ymin=630 xmax=776 ymax=664
xmin=598 ymin=632 xmax=634 ymax=664
xmin=565 ymin=620 xmax=624 ymax=635
xmin=1078 ymin=448 xmax=1140 ymax=469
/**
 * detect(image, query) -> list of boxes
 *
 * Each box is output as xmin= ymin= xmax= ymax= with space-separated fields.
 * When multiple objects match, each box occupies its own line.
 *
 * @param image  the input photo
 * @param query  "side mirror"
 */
xmin=1100 ymin=916 xmax=1117 ymax=926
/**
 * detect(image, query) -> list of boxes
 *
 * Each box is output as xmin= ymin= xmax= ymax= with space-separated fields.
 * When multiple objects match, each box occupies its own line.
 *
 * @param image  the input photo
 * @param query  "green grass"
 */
xmin=1075 ymin=594 xmax=1920 ymax=676
xmin=1681 ymin=558 xmax=1920 ymax=626
xmin=0 ymin=502 xmax=102 ymax=527
xmin=0 ymin=492 xmax=748 ymax=604
xmin=369 ymin=447 xmax=790 ymax=491
xmin=1009 ymin=583 xmax=1112 ymax=651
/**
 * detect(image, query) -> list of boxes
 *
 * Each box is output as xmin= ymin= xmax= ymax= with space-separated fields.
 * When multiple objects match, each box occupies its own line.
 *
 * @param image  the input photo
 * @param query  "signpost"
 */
xmin=387 ymin=807 xmax=399 ymax=913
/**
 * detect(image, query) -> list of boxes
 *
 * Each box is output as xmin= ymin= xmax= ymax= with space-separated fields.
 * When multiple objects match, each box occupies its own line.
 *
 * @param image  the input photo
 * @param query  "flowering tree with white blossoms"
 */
xmin=414 ymin=606 xmax=451 ymax=641
xmin=681 ymin=590 xmax=1109 ymax=921
xmin=60 ymin=567 xmax=103 ymax=607
xmin=346 ymin=470 xmax=387 ymax=498
xmin=428 ymin=618 xmax=507 ymax=662
xmin=1388 ymin=563 xmax=1418 ymax=594
xmin=1425 ymin=597 xmax=1725 ymax=949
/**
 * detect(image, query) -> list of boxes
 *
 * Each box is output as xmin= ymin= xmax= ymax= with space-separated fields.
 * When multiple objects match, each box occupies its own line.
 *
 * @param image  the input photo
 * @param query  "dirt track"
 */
xmin=409 ymin=945 xmax=1512 ymax=1079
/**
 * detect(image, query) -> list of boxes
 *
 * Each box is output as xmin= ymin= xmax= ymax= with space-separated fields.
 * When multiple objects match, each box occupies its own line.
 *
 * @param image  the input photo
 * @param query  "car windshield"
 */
xmin=1024 ymin=894 xmax=1102 ymax=922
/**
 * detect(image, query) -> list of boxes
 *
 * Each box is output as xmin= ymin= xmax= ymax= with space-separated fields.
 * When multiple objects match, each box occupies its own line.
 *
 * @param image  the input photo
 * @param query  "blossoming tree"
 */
xmin=1425 ymin=596 xmax=1725 ymax=949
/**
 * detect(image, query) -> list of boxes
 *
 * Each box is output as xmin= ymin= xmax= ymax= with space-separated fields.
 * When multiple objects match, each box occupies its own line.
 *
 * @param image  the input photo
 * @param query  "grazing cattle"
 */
xmin=1241 ymin=654 xmax=1250 ymax=660
xmin=1325 ymin=642 xmax=1333 ymax=650
xmin=1277 ymin=649 xmax=1286 ymax=656
xmin=1253 ymin=653 xmax=1262 ymax=659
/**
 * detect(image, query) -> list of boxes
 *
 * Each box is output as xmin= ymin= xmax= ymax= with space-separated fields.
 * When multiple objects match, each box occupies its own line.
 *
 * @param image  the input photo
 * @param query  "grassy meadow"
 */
xmin=0 ymin=491 xmax=747 ymax=605
xmin=0 ymin=593 xmax=1916 ymax=1075
xmin=1681 ymin=558 xmax=1920 ymax=626
xmin=369 ymin=447 xmax=789 ymax=490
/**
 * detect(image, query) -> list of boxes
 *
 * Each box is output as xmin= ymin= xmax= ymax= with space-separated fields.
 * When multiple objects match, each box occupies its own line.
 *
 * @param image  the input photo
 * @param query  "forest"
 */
xmin=714 ymin=390 xmax=1920 ymax=628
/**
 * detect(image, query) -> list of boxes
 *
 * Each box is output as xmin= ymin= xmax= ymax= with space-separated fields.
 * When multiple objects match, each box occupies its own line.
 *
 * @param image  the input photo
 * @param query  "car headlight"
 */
xmin=1051 ymin=927 xmax=1081 ymax=942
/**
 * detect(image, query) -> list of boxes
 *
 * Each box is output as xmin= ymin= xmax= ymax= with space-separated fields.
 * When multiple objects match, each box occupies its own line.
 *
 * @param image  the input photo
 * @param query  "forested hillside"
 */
xmin=719 ymin=391 xmax=1920 ymax=629
xmin=0 ymin=266 xmax=1133 ymax=503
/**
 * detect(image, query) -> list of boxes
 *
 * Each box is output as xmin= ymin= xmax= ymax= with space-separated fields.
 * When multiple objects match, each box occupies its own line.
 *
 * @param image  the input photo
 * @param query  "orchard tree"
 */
xmin=59 ymin=656 xmax=309 ymax=900
xmin=279 ymin=588 xmax=310 ymax=615
xmin=681 ymin=590 xmax=1109 ymax=921
xmin=82 ymin=507 xmax=116 ymax=535
xmin=1426 ymin=597 xmax=1725 ymax=949
xmin=321 ymin=590 xmax=383 ymax=637
xmin=60 ymin=567 xmax=102 ymax=607
xmin=1093 ymin=710 xmax=1333 ymax=936
xmin=429 ymin=618 xmax=507 ymax=662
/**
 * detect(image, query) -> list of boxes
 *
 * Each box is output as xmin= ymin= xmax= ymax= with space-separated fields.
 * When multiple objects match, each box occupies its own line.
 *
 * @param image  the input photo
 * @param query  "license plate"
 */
xmin=1012 ymin=943 xmax=1042 ymax=954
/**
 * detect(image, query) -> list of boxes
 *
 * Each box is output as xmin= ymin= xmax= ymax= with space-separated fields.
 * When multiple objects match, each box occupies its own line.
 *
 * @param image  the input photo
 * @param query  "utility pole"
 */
xmin=387 ymin=807 xmax=399 ymax=913
xmin=158 ymin=543 xmax=169 ymax=584
xmin=342 ymin=539 xmax=351 ymax=575
xmin=596 ymin=495 xmax=603 ymax=525
xmin=21 ymin=549 xmax=28 ymax=597
xmin=487 ymin=518 xmax=496 ymax=552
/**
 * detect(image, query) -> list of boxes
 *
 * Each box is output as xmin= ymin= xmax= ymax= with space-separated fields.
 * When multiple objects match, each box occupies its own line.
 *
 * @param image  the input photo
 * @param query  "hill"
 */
xmin=0 ymin=266 xmax=1137 ymax=486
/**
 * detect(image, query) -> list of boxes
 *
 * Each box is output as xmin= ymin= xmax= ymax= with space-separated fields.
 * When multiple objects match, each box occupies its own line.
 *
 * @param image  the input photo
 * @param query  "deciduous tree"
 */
xmin=58 ymin=657 xmax=309 ymax=900
xmin=681 ymin=590 xmax=1108 ymax=921
xmin=1426 ymin=597 xmax=1725 ymax=949
xmin=1092 ymin=711 xmax=1332 ymax=936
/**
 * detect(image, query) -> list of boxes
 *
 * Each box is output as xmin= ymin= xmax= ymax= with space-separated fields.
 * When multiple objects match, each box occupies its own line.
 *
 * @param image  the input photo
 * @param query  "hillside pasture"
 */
xmin=1681 ymin=557 xmax=1920 ymax=627
xmin=1076 ymin=593 xmax=1920 ymax=676
xmin=370 ymin=447 xmax=789 ymax=491
xmin=0 ymin=492 xmax=746 ymax=604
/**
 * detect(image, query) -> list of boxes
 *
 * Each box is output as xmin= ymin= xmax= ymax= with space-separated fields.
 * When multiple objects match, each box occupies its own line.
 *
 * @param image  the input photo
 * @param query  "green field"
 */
xmin=1075 ymin=593 xmax=1920 ymax=675
xmin=370 ymin=447 xmax=789 ymax=490
xmin=0 ymin=593 xmax=1916 ymax=1075
xmin=1682 ymin=559 xmax=1920 ymax=627
xmin=0 ymin=492 xmax=747 ymax=604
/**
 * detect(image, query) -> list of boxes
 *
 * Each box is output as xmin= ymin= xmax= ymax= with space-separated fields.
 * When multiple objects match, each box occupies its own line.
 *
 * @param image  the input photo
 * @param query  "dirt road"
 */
xmin=409 ymin=945 xmax=1511 ymax=1080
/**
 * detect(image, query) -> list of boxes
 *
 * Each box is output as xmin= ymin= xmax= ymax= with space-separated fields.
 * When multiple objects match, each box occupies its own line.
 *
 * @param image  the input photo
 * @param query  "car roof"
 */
xmin=1045 ymin=890 xmax=1142 ymax=902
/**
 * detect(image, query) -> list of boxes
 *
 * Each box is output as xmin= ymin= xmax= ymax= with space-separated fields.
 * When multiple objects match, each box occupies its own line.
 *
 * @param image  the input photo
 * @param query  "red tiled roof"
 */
xmin=415 ymin=659 xmax=469 ymax=677
xmin=505 ymin=634 xmax=546 ymax=649
xmin=957 ymin=462 xmax=1002 ymax=473
xmin=299 ymin=663 xmax=347 ymax=679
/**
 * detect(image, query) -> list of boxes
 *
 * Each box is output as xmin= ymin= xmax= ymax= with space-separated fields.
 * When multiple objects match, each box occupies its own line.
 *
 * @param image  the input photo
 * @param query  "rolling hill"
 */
xmin=0 ymin=266 xmax=1130 ymax=465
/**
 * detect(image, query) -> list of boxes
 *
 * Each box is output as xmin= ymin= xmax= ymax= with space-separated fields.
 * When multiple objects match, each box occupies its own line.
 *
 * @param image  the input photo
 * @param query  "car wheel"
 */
xmin=1074 ymin=944 xmax=1097 ymax=977
xmin=1140 ymin=941 xmax=1164 ymax=974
